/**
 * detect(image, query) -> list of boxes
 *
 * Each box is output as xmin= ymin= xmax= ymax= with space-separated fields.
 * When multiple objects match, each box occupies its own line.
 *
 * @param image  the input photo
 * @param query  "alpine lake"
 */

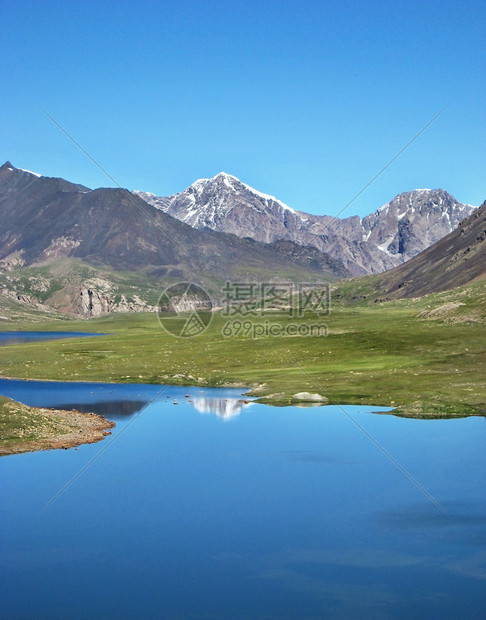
xmin=0 ymin=332 xmax=485 ymax=619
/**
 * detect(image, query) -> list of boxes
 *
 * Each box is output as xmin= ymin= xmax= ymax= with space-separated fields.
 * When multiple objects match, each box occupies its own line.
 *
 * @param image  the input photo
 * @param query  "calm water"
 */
xmin=0 ymin=331 xmax=106 ymax=346
xmin=1 ymin=378 xmax=485 ymax=619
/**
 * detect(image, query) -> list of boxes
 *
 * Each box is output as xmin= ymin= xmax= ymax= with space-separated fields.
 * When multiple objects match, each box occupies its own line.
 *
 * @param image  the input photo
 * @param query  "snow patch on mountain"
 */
xmin=238 ymin=179 xmax=297 ymax=214
xmin=19 ymin=168 xmax=41 ymax=177
xmin=377 ymin=235 xmax=395 ymax=255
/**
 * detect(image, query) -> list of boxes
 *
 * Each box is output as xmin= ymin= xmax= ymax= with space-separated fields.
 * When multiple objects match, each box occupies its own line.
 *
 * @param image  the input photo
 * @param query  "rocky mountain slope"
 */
xmin=135 ymin=174 xmax=476 ymax=275
xmin=372 ymin=199 xmax=486 ymax=299
xmin=0 ymin=162 xmax=346 ymax=316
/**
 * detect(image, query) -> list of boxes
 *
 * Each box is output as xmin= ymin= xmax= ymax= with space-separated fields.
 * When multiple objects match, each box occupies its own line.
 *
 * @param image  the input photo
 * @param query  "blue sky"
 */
xmin=0 ymin=0 xmax=484 ymax=217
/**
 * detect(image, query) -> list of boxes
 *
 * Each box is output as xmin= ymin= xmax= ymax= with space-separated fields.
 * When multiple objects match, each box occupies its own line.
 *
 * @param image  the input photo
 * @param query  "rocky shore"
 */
xmin=0 ymin=395 xmax=115 ymax=456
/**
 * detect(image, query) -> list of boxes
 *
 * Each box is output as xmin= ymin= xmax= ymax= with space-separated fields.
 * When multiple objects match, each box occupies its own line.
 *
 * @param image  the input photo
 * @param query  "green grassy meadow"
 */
xmin=1 ymin=281 xmax=485 ymax=416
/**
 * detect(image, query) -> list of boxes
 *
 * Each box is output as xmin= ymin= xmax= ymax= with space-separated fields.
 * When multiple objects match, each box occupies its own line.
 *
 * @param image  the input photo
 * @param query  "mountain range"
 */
xmin=0 ymin=161 xmax=482 ymax=318
xmin=0 ymin=162 xmax=344 ymax=316
xmin=135 ymin=173 xmax=476 ymax=275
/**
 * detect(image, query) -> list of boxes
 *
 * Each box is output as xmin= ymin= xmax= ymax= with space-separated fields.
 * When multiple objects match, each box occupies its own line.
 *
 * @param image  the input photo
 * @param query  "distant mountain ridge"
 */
xmin=135 ymin=174 xmax=477 ymax=275
xmin=0 ymin=162 xmax=346 ymax=316
xmin=372 ymin=198 xmax=486 ymax=299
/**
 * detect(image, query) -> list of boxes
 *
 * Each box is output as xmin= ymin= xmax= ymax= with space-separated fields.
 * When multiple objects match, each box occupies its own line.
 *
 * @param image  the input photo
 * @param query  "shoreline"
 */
xmin=1 ymin=375 xmax=484 ymax=420
xmin=0 ymin=396 xmax=115 ymax=457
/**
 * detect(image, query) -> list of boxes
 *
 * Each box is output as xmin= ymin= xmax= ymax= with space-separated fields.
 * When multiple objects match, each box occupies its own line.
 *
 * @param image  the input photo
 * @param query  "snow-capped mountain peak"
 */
xmin=360 ymin=188 xmax=477 ymax=264
xmin=186 ymin=172 xmax=297 ymax=214
xmin=134 ymin=172 xmax=305 ymax=241
xmin=134 ymin=178 xmax=477 ymax=275
xmin=0 ymin=161 xmax=41 ymax=177
xmin=187 ymin=172 xmax=239 ymax=195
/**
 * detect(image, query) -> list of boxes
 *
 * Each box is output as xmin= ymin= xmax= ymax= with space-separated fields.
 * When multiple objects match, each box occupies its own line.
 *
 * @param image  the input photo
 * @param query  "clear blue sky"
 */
xmin=1 ymin=0 xmax=484 ymax=217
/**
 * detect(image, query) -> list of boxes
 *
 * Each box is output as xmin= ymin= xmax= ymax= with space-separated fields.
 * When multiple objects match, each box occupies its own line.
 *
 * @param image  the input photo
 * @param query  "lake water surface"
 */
xmin=0 ymin=331 xmax=106 ymax=346
xmin=1 ymin=378 xmax=485 ymax=618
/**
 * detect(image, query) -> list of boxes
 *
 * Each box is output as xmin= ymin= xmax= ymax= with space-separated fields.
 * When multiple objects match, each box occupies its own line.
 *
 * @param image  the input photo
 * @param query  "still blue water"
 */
xmin=0 ymin=331 xmax=106 ymax=346
xmin=1 ymin=377 xmax=485 ymax=619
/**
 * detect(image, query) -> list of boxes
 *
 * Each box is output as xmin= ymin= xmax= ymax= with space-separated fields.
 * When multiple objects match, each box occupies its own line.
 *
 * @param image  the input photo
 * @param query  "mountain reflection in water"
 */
xmin=56 ymin=397 xmax=252 ymax=420
xmin=0 ymin=378 xmax=250 ymax=422
xmin=2 ymin=375 xmax=485 ymax=619
xmin=56 ymin=400 xmax=149 ymax=420
xmin=190 ymin=397 xmax=252 ymax=419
